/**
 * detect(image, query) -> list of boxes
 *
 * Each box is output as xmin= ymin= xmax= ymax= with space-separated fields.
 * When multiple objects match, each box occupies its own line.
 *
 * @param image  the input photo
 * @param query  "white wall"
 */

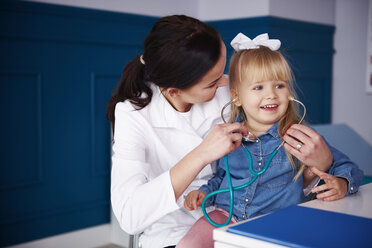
xmin=333 ymin=0 xmax=372 ymax=146
xmin=198 ymin=0 xmax=270 ymax=21
xmin=269 ymin=0 xmax=335 ymax=25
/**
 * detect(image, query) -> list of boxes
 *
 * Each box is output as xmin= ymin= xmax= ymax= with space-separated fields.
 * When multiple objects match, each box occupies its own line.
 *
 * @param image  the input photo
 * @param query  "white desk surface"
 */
xmin=213 ymin=183 xmax=372 ymax=248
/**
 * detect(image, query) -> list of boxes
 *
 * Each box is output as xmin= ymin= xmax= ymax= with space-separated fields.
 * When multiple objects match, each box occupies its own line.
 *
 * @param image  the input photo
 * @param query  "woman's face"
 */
xmin=178 ymin=42 xmax=228 ymax=107
xmin=237 ymin=80 xmax=290 ymax=133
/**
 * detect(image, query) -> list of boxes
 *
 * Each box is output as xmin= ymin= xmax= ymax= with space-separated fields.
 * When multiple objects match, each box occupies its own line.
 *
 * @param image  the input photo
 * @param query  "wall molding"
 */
xmin=0 ymin=72 xmax=43 ymax=191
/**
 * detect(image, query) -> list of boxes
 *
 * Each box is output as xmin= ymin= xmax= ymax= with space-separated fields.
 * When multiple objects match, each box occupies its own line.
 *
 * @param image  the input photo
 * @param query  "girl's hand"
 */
xmin=309 ymin=167 xmax=348 ymax=201
xmin=184 ymin=190 xmax=206 ymax=211
xmin=283 ymin=124 xmax=333 ymax=172
xmin=196 ymin=123 xmax=248 ymax=165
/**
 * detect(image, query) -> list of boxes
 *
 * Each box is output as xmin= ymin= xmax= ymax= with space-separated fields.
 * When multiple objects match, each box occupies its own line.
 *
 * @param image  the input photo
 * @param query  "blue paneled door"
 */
xmin=0 ymin=1 xmax=155 ymax=246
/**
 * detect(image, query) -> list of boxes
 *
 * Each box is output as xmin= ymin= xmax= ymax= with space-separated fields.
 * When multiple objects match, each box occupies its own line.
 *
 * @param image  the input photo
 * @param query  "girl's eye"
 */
xmin=253 ymin=86 xmax=263 ymax=90
xmin=276 ymin=84 xmax=285 ymax=89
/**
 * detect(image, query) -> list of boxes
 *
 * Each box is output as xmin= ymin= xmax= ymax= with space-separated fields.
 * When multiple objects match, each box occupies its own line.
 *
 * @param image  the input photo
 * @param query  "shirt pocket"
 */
xmin=259 ymin=159 xmax=293 ymax=189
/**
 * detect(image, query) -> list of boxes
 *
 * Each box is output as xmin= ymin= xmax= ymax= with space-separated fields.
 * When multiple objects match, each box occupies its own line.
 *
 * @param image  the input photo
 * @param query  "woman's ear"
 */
xmin=230 ymin=89 xmax=242 ymax=107
xmin=165 ymin=87 xmax=181 ymax=99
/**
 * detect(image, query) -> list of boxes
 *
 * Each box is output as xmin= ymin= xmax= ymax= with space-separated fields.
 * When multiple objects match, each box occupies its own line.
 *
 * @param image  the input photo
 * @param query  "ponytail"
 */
xmin=106 ymin=55 xmax=152 ymax=130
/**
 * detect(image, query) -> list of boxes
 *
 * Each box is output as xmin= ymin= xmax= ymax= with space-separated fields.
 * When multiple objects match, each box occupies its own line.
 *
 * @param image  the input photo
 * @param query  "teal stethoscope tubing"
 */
xmin=201 ymin=96 xmax=306 ymax=227
xmin=201 ymin=145 xmax=279 ymax=227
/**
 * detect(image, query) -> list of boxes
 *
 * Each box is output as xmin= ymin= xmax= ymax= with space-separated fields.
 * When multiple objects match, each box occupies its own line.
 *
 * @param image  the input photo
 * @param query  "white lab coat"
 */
xmin=111 ymin=83 xmax=230 ymax=248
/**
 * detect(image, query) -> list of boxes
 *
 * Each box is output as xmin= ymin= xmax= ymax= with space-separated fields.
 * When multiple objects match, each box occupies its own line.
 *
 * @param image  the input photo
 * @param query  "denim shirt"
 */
xmin=200 ymin=122 xmax=364 ymax=222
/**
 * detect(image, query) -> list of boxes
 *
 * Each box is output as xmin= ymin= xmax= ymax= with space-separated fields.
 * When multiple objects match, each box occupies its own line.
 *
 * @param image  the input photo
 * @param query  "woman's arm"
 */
xmin=111 ymin=105 xmax=178 ymax=234
xmin=170 ymin=122 xmax=247 ymax=200
xmin=111 ymin=104 xmax=248 ymax=234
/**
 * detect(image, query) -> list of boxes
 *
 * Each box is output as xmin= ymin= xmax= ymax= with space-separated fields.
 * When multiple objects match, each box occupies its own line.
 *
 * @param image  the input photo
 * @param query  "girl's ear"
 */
xmin=230 ymin=89 xmax=242 ymax=107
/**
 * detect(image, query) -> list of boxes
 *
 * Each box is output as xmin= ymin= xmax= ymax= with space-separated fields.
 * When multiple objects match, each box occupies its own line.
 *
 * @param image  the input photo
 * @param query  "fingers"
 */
xmin=290 ymin=124 xmax=317 ymax=138
xmin=184 ymin=201 xmax=192 ymax=210
xmin=310 ymin=175 xmax=348 ymax=202
xmin=184 ymin=191 xmax=205 ymax=211
xmin=283 ymin=129 xmax=311 ymax=152
xmin=184 ymin=198 xmax=197 ymax=211
xmin=311 ymin=183 xmax=337 ymax=200
xmin=308 ymin=167 xmax=327 ymax=177
xmin=311 ymin=184 xmax=329 ymax=194
xmin=223 ymin=123 xmax=249 ymax=137
xmin=323 ymin=194 xmax=343 ymax=202
xmin=283 ymin=143 xmax=302 ymax=159
xmin=316 ymin=188 xmax=337 ymax=200
xmin=283 ymin=124 xmax=321 ymax=153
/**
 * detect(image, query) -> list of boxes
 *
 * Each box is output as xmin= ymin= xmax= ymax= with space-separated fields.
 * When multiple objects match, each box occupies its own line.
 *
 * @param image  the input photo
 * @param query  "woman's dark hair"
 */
xmin=106 ymin=15 xmax=222 ymax=128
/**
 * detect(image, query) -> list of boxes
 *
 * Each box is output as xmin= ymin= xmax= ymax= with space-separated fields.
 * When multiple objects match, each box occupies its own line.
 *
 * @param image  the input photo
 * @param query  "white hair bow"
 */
xmin=230 ymin=33 xmax=281 ymax=52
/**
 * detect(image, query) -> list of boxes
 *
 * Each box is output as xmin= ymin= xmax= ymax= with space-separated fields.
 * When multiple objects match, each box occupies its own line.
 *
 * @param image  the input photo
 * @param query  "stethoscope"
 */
xmin=201 ymin=96 xmax=306 ymax=227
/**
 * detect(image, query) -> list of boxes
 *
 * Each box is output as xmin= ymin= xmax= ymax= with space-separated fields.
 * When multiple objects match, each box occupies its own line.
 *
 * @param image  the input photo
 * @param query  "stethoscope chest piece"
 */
xmin=243 ymin=132 xmax=258 ymax=142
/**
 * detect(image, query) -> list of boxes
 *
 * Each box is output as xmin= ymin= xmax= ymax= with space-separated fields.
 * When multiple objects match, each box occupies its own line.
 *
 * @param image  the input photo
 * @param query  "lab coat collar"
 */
xmin=147 ymin=83 xmax=205 ymax=132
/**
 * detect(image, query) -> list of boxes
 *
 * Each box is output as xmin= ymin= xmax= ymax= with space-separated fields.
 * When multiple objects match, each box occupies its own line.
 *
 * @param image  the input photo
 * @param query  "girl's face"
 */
xmin=236 ymin=80 xmax=290 ymax=133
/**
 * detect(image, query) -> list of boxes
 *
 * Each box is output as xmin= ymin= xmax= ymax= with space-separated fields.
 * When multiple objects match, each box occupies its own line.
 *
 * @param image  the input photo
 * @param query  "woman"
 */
xmin=107 ymin=15 xmax=334 ymax=248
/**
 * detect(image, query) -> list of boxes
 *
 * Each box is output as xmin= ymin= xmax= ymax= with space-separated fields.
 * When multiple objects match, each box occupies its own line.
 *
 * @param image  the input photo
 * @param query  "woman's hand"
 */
xmin=184 ymin=190 xmax=206 ymax=210
xmin=195 ymin=123 xmax=248 ymax=165
xmin=309 ymin=167 xmax=348 ymax=201
xmin=283 ymin=124 xmax=333 ymax=172
xmin=170 ymin=123 xmax=247 ymax=200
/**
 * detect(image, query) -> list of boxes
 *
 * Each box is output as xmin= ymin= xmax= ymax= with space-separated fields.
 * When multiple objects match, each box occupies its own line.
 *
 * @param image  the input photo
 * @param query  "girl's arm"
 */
xmin=198 ymin=162 xmax=226 ymax=207
xmin=305 ymin=143 xmax=364 ymax=201
xmin=323 ymin=144 xmax=364 ymax=195
xmin=303 ymin=167 xmax=320 ymax=189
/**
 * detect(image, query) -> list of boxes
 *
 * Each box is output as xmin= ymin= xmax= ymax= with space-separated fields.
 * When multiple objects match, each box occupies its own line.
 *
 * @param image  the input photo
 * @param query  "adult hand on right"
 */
xmin=196 ymin=123 xmax=248 ymax=165
xmin=283 ymin=124 xmax=333 ymax=172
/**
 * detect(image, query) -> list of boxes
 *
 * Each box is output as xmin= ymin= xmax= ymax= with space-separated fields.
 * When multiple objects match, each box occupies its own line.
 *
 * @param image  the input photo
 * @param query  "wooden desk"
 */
xmin=213 ymin=183 xmax=372 ymax=248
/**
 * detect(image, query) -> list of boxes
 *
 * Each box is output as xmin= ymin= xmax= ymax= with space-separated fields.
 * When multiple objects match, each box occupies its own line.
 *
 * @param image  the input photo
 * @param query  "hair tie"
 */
xmin=230 ymin=33 xmax=281 ymax=52
xmin=139 ymin=55 xmax=145 ymax=65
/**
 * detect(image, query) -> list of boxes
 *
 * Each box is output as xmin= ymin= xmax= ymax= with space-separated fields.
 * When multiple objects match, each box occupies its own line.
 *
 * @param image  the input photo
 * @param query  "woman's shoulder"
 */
xmin=115 ymin=100 xmax=133 ymax=111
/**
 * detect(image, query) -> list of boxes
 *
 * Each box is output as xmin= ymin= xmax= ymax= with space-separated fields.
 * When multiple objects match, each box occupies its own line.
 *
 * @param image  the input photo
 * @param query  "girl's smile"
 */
xmin=260 ymin=104 xmax=279 ymax=111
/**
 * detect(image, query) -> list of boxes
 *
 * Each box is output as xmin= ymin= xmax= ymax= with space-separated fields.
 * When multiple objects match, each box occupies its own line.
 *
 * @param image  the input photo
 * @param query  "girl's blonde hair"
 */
xmin=228 ymin=46 xmax=305 ymax=180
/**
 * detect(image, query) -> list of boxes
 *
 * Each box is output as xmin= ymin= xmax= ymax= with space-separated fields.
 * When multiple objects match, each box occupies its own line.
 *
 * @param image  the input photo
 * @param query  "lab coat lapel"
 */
xmin=148 ymin=84 xmax=200 ymax=136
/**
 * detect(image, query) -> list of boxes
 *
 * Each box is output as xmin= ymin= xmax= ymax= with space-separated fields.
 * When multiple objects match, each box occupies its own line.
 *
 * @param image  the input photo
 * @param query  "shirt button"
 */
xmin=258 ymin=162 xmax=262 ymax=166
xmin=242 ymin=214 xmax=246 ymax=218
xmin=245 ymin=198 xmax=249 ymax=202
xmin=256 ymin=140 xmax=259 ymax=143
xmin=350 ymin=186 xmax=354 ymax=191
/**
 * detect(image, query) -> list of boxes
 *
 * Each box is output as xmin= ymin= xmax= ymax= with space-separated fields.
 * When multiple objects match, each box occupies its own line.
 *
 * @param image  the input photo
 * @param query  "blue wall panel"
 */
xmin=0 ymin=1 xmax=334 ymax=246
xmin=0 ymin=1 xmax=157 ymax=246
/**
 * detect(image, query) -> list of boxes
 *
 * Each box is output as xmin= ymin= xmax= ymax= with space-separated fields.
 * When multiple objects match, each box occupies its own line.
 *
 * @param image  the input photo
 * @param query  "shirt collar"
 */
xmin=265 ymin=121 xmax=280 ymax=139
xmin=235 ymin=113 xmax=281 ymax=141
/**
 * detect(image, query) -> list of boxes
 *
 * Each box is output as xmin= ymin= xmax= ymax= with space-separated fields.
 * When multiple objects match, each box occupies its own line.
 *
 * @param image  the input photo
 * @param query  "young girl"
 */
xmin=176 ymin=33 xmax=364 ymax=248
